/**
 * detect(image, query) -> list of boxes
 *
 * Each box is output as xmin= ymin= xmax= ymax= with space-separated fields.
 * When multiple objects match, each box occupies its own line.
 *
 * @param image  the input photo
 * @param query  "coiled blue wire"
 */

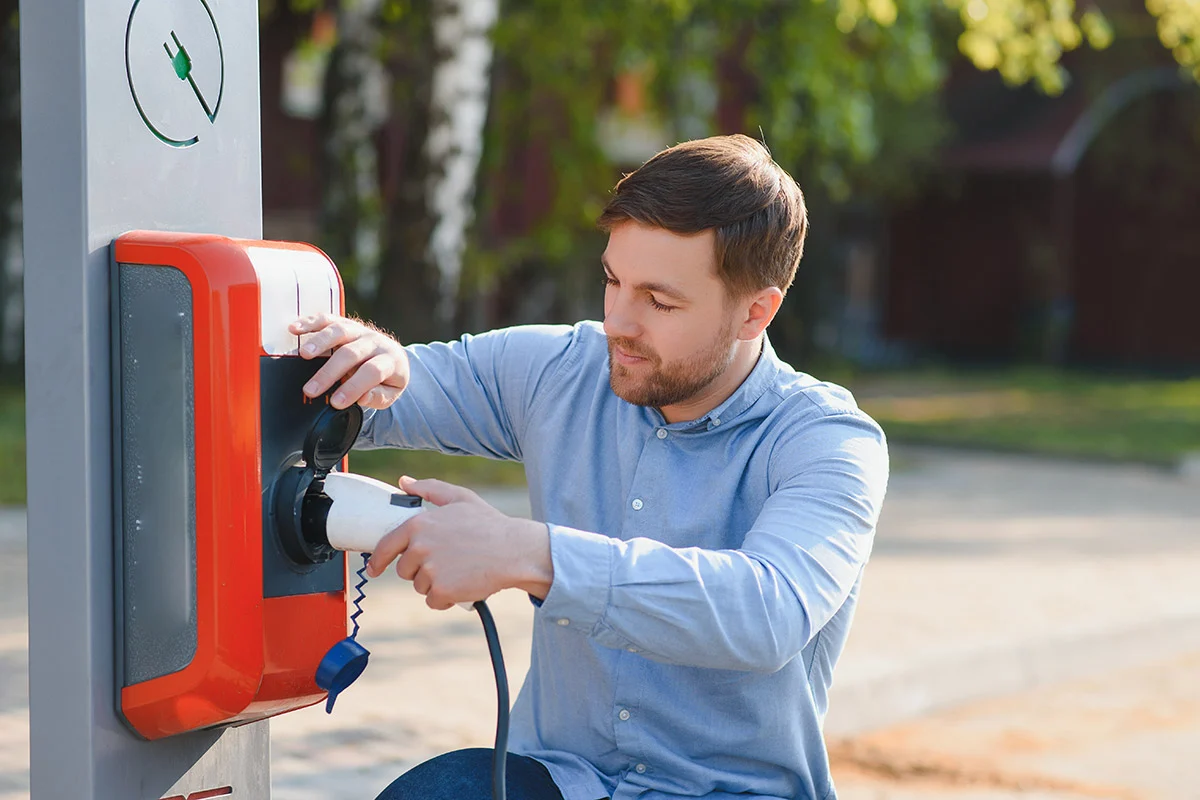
xmin=350 ymin=552 xmax=370 ymax=640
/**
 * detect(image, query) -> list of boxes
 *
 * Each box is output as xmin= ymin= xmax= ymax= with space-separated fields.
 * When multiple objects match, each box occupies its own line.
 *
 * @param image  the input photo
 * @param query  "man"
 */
xmin=290 ymin=134 xmax=888 ymax=800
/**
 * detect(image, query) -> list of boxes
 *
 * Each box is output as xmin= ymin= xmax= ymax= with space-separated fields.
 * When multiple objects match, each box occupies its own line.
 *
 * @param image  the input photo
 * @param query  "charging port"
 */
xmin=272 ymin=404 xmax=363 ymax=566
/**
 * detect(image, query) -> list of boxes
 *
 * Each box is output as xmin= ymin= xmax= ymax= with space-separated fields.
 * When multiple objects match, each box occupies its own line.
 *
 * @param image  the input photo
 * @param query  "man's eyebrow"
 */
xmin=600 ymin=255 xmax=690 ymax=302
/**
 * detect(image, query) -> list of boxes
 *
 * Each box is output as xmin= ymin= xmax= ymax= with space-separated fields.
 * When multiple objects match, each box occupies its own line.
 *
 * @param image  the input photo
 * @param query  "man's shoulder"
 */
xmin=478 ymin=321 xmax=609 ymax=402
xmin=758 ymin=364 xmax=887 ymax=462
xmin=482 ymin=320 xmax=606 ymax=359
xmin=766 ymin=363 xmax=872 ymax=423
xmin=443 ymin=321 xmax=606 ymax=378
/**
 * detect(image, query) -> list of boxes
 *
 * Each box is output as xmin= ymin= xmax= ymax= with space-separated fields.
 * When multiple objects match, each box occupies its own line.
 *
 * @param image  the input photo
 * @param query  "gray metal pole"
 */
xmin=21 ymin=0 xmax=270 ymax=796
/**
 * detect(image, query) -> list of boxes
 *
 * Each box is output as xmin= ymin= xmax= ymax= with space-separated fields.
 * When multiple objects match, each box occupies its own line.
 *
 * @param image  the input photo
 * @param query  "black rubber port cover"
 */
xmin=304 ymin=404 xmax=364 ymax=472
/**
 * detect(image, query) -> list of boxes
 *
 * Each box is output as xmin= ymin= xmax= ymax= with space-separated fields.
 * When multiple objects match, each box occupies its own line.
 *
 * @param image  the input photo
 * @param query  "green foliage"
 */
xmin=738 ymin=0 xmax=949 ymax=199
xmin=1147 ymin=0 xmax=1200 ymax=80
xmin=945 ymin=0 xmax=1114 ymax=94
xmin=263 ymin=0 xmax=1190 ymax=334
xmin=477 ymin=0 xmax=949 ymax=286
xmin=475 ymin=0 xmax=1128 ymax=284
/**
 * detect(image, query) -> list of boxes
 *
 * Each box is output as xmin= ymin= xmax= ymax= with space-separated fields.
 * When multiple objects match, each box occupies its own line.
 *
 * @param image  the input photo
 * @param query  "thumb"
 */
xmin=399 ymin=475 xmax=480 ymax=506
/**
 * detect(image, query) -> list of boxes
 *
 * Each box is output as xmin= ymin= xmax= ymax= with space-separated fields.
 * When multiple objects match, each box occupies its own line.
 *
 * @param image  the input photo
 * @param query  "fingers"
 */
xmin=395 ymin=542 xmax=423 ymax=582
xmin=292 ymin=315 xmax=361 ymax=359
xmin=426 ymin=595 xmax=456 ymax=611
xmin=334 ymin=354 xmax=406 ymax=409
xmin=412 ymin=566 xmax=432 ymax=597
xmin=365 ymin=518 xmax=415 ymax=578
xmin=398 ymin=476 xmax=480 ymax=507
xmin=293 ymin=316 xmax=409 ymax=409
xmin=288 ymin=312 xmax=338 ymax=335
xmin=302 ymin=338 xmax=376 ymax=402
xmin=412 ymin=566 xmax=457 ymax=611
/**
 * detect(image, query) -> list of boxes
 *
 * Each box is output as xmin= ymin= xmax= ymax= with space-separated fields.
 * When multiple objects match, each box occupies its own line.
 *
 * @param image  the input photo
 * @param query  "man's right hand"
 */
xmin=288 ymin=313 xmax=410 ymax=410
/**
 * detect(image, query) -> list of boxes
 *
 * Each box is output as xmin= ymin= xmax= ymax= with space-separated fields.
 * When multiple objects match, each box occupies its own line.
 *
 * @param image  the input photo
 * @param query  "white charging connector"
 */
xmin=320 ymin=471 xmax=425 ymax=553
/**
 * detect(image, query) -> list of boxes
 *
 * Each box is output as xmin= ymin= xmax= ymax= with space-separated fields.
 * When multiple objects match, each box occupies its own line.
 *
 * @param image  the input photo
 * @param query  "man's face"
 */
xmin=602 ymin=222 xmax=741 ymax=409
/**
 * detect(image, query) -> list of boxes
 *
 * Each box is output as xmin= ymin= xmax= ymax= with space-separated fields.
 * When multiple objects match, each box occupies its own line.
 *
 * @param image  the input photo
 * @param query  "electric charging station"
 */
xmin=111 ymin=231 xmax=358 ymax=741
xmin=21 ymin=0 xmax=312 ymax=796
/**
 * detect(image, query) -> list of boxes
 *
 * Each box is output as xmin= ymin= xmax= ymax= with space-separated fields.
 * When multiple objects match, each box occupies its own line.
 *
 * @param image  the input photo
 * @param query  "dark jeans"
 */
xmin=374 ymin=748 xmax=566 ymax=800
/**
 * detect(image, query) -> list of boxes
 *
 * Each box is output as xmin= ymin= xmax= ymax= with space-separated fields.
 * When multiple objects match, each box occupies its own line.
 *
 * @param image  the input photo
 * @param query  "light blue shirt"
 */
xmin=357 ymin=321 xmax=889 ymax=800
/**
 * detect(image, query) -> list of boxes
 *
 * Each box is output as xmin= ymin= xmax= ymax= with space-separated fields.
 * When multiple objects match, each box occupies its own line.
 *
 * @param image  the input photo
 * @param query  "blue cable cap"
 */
xmin=316 ymin=637 xmax=370 ymax=713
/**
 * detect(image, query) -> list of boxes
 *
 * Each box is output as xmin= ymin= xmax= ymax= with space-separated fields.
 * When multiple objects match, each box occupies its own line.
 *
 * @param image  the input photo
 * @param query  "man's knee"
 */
xmin=374 ymin=748 xmax=562 ymax=800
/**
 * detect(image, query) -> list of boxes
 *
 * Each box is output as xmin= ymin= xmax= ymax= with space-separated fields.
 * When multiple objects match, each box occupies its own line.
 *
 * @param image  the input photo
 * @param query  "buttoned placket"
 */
xmin=610 ymin=421 xmax=680 ymax=781
xmin=610 ymin=404 xmax=764 ymax=792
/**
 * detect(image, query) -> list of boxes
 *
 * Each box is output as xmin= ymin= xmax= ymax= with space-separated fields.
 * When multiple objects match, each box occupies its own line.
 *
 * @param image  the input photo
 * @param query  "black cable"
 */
xmin=473 ymin=600 xmax=509 ymax=800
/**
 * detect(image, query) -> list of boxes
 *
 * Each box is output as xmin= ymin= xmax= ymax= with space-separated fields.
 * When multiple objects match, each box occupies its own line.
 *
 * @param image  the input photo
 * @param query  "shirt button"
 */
xmin=656 ymin=428 xmax=668 ymax=439
xmin=712 ymin=417 xmax=721 ymax=426
xmin=556 ymin=618 xmax=570 ymax=626
xmin=627 ymin=646 xmax=639 ymax=653
xmin=618 ymin=709 xmax=631 ymax=721
xmin=635 ymin=764 xmax=647 ymax=774
xmin=631 ymin=498 xmax=644 ymax=511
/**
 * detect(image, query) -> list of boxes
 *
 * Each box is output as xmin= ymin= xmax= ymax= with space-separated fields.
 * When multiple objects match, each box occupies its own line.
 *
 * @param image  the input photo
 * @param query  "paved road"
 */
xmin=2 ymin=446 xmax=1198 ymax=799
xmin=833 ymin=649 xmax=1200 ymax=800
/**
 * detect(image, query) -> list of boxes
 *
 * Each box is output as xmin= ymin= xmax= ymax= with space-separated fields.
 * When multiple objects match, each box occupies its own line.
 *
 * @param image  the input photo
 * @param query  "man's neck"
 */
xmin=659 ymin=337 xmax=764 ymax=424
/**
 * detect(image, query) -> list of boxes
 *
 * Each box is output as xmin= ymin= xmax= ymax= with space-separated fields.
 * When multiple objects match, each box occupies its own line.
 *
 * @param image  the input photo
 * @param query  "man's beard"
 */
xmin=607 ymin=325 xmax=738 ymax=409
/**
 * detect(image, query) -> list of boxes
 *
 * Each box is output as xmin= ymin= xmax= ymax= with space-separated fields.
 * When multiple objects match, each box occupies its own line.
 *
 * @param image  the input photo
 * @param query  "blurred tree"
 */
xmin=426 ymin=0 xmax=499 ymax=324
xmin=0 ymin=3 xmax=21 ymax=379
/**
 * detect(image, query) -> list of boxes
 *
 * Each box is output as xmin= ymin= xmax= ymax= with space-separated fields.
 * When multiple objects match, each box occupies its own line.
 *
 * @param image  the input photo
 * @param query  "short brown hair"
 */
xmin=597 ymin=134 xmax=808 ymax=298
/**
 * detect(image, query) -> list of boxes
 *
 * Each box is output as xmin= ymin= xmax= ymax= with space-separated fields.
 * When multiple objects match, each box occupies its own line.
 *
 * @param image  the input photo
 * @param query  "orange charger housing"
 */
xmin=112 ymin=231 xmax=351 ymax=740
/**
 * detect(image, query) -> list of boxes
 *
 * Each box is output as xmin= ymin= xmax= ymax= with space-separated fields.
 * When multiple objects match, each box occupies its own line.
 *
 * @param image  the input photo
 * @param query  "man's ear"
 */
xmin=737 ymin=287 xmax=784 ymax=341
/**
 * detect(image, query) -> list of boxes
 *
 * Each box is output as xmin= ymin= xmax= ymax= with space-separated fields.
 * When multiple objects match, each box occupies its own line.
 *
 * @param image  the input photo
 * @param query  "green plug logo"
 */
xmin=162 ymin=30 xmax=216 ymax=122
xmin=164 ymin=31 xmax=192 ymax=81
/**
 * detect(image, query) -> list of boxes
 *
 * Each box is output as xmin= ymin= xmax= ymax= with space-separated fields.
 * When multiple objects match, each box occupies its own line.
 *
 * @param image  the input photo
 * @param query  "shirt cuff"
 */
xmin=535 ymin=524 xmax=617 ymax=636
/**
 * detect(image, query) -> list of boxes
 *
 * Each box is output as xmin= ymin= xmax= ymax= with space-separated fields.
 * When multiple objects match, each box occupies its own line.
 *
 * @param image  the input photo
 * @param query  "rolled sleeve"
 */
xmin=535 ymin=524 xmax=615 ymax=636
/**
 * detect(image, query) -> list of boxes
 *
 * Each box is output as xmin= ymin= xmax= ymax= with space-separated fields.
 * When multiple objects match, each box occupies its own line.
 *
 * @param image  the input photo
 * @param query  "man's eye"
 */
xmin=602 ymin=275 xmax=618 ymax=287
xmin=649 ymin=297 xmax=676 ymax=312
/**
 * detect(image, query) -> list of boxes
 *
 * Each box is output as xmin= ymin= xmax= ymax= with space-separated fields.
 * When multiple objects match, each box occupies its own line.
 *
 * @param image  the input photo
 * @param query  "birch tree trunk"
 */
xmin=0 ymin=5 xmax=23 ymax=378
xmin=424 ymin=0 xmax=498 ymax=324
xmin=318 ymin=0 xmax=388 ymax=306
xmin=318 ymin=0 xmax=499 ymax=344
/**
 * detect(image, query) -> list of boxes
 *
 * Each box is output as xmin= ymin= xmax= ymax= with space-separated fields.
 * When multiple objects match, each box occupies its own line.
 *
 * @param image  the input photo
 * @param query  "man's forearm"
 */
xmin=506 ymin=518 xmax=554 ymax=600
xmin=537 ymin=526 xmax=827 ymax=673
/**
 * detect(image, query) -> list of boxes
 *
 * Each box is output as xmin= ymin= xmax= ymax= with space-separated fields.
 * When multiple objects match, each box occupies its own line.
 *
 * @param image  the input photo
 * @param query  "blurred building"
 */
xmin=882 ymin=49 xmax=1200 ymax=369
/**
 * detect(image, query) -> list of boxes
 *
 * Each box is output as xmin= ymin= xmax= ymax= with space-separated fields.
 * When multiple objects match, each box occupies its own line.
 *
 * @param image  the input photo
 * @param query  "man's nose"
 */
xmin=603 ymin=294 xmax=640 ymax=340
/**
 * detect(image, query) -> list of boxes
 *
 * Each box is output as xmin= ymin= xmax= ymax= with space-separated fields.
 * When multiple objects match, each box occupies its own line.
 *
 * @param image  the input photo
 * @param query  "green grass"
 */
xmin=0 ymin=388 xmax=24 ymax=505
xmin=850 ymin=368 xmax=1200 ymax=466
xmin=347 ymin=447 xmax=527 ymax=489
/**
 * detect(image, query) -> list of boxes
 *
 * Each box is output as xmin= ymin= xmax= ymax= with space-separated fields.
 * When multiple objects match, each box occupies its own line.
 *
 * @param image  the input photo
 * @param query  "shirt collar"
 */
xmin=659 ymin=335 xmax=782 ymax=432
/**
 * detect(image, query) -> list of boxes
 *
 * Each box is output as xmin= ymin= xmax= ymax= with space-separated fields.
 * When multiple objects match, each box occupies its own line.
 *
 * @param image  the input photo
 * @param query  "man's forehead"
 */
xmin=603 ymin=224 xmax=720 ymax=286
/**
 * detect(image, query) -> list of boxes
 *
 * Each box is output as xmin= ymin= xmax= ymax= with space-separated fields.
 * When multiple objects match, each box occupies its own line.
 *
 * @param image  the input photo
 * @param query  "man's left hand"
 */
xmin=367 ymin=476 xmax=554 ymax=609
